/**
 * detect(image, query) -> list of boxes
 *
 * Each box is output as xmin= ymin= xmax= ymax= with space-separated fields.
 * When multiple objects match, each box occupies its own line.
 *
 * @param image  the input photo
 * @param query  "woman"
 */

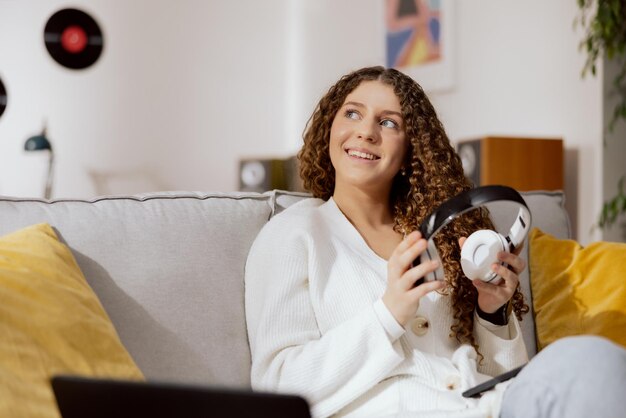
xmin=245 ymin=66 xmax=626 ymax=418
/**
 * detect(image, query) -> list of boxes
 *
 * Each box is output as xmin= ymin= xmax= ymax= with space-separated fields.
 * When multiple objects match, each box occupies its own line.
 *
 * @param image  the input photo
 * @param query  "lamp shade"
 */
xmin=24 ymin=129 xmax=55 ymax=199
xmin=25 ymin=134 xmax=52 ymax=152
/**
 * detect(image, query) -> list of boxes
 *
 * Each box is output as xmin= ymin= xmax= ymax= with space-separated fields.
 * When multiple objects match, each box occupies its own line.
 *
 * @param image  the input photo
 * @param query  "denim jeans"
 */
xmin=500 ymin=335 xmax=626 ymax=418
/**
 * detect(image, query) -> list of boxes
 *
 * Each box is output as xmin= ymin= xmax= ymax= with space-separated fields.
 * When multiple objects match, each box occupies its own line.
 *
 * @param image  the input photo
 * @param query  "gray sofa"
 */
xmin=0 ymin=189 xmax=570 ymax=388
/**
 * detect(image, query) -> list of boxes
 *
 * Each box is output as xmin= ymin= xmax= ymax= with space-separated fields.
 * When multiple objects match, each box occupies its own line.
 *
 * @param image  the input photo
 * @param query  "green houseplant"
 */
xmin=576 ymin=0 xmax=626 ymax=231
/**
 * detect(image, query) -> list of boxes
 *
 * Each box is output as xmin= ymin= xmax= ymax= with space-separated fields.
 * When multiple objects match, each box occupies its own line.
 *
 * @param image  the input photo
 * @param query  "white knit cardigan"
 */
xmin=245 ymin=198 xmax=528 ymax=418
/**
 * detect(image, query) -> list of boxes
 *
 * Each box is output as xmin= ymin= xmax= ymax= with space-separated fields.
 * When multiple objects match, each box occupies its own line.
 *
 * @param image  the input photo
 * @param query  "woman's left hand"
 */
xmin=459 ymin=237 xmax=526 ymax=314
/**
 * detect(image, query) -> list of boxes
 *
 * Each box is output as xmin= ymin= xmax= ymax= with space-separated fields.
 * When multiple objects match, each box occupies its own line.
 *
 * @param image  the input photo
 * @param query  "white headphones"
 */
xmin=418 ymin=185 xmax=531 ymax=283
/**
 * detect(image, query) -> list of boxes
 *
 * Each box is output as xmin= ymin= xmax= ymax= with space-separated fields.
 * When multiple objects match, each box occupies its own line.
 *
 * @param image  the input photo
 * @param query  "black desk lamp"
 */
xmin=24 ymin=127 xmax=54 ymax=199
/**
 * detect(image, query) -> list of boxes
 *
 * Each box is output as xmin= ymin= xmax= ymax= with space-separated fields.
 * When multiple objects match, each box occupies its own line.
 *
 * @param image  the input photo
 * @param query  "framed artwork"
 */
xmin=386 ymin=0 xmax=455 ymax=92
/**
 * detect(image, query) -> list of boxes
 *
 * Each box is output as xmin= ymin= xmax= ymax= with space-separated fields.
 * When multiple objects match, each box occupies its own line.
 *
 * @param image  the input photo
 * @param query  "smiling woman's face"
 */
xmin=329 ymin=80 xmax=407 ymax=197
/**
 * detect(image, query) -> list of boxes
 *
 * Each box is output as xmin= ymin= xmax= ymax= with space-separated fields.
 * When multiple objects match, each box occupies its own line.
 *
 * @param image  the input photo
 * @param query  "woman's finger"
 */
xmin=497 ymin=252 xmax=526 ymax=275
xmin=388 ymin=232 xmax=421 ymax=279
xmin=397 ymin=238 xmax=428 ymax=268
xmin=389 ymin=231 xmax=421 ymax=261
xmin=472 ymin=279 xmax=502 ymax=296
xmin=409 ymin=279 xmax=447 ymax=299
xmin=491 ymin=263 xmax=519 ymax=291
xmin=401 ymin=260 xmax=440 ymax=289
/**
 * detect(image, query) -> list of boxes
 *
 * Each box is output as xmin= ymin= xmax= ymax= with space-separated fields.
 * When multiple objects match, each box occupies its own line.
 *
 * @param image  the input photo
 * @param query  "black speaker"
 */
xmin=457 ymin=140 xmax=481 ymax=187
xmin=238 ymin=156 xmax=303 ymax=193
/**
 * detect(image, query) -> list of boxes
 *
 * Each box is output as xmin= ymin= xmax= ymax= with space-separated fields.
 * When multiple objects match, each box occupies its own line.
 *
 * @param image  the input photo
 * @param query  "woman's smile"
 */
xmin=345 ymin=147 xmax=381 ymax=162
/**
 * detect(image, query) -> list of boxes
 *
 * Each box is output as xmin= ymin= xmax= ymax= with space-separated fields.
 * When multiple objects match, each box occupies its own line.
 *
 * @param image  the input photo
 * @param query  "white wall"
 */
xmin=0 ymin=0 xmax=290 ymax=197
xmin=0 ymin=0 xmax=605 ymax=243
xmin=437 ymin=1 xmax=604 ymax=244
xmin=290 ymin=0 xmax=603 ymax=243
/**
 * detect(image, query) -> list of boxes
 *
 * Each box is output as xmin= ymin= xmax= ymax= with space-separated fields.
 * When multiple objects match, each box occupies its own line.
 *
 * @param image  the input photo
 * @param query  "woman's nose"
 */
xmin=356 ymin=120 xmax=378 ymax=142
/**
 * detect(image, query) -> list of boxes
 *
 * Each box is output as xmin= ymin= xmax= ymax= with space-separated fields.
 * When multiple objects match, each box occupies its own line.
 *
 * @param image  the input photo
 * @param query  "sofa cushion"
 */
xmin=0 ymin=192 xmax=273 ymax=386
xmin=529 ymin=228 xmax=626 ymax=351
xmin=0 ymin=223 xmax=143 ymax=418
xmin=272 ymin=190 xmax=311 ymax=215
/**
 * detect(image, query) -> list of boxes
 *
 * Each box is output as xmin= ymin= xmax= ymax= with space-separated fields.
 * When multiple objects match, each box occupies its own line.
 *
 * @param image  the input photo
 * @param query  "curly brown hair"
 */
xmin=298 ymin=66 xmax=528 ymax=354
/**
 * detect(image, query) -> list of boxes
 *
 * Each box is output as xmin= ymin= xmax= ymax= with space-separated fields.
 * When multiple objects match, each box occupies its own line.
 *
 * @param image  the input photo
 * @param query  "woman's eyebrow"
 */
xmin=343 ymin=101 xmax=365 ymax=108
xmin=381 ymin=110 xmax=403 ymax=118
xmin=344 ymin=101 xmax=402 ymax=118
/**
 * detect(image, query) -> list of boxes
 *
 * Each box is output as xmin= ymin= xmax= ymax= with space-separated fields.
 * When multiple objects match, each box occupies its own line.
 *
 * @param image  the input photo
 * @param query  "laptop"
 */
xmin=51 ymin=375 xmax=311 ymax=418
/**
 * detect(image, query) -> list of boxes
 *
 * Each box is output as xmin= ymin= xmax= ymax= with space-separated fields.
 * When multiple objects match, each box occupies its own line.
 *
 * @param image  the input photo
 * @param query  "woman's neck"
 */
xmin=332 ymin=186 xmax=395 ymax=231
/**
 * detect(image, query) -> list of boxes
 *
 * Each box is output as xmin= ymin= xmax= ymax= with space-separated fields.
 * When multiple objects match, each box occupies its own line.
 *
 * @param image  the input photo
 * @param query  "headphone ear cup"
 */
xmin=460 ymin=230 xmax=509 ymax=282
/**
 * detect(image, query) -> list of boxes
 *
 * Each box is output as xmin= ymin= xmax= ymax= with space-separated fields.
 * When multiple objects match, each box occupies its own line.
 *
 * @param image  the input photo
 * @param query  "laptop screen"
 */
xmin=52 ymin=375 xmax=311 ymax=418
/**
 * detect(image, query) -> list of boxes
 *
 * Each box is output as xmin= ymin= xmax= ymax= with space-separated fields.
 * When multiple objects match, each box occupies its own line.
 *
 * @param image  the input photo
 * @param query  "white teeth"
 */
xmin=347 ymin=150 xmax=377 ymax=160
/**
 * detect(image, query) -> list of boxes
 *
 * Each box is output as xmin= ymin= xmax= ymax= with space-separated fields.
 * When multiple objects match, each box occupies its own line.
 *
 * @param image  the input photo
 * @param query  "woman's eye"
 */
xmin=380 ymin=119 xmax=398 ymax=129
xmin=345 ymin=110 xmax=360 ymax=120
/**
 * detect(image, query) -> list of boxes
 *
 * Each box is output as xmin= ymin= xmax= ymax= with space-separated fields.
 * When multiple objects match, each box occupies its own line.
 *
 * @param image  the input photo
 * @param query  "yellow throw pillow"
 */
xmin=529 ymin=227 xmax=626 ymax=351
xmin=0 ymin=223 xmax=144 ymax=418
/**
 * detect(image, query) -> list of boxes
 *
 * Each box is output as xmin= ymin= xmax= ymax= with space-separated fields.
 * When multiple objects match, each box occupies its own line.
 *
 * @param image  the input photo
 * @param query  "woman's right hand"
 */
xmin=382 ymin=231 xmax=447 ymax=327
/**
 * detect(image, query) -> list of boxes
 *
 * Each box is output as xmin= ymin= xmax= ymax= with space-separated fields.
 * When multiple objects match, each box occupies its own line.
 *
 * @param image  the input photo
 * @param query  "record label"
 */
xmin=0 ymin=77 xmax=6 ymax=119
xmin=61 ymin=25 xmax=88 ymax=54
xmin=44 ymin=8 xmax=103 ymax=70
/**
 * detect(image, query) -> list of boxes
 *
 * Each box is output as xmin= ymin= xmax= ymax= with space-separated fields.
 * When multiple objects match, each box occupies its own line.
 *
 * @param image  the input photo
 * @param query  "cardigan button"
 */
xmin=445 ymin=375 xmax=461 ymax=390
xmin=410 ymin=316 xmax=429 ymax=336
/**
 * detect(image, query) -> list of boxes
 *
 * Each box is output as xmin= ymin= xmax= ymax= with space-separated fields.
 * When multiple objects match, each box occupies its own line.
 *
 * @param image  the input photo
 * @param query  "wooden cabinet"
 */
xmin=457 ymin=136 xmax=564 ymax=191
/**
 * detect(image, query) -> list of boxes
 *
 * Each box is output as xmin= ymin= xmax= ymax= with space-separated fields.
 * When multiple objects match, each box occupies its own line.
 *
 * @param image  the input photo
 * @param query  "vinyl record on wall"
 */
xmin=0 ymin=77 xmax=6 ymax=119
xmin=44 ymin=8 xmax=104 ymax=70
